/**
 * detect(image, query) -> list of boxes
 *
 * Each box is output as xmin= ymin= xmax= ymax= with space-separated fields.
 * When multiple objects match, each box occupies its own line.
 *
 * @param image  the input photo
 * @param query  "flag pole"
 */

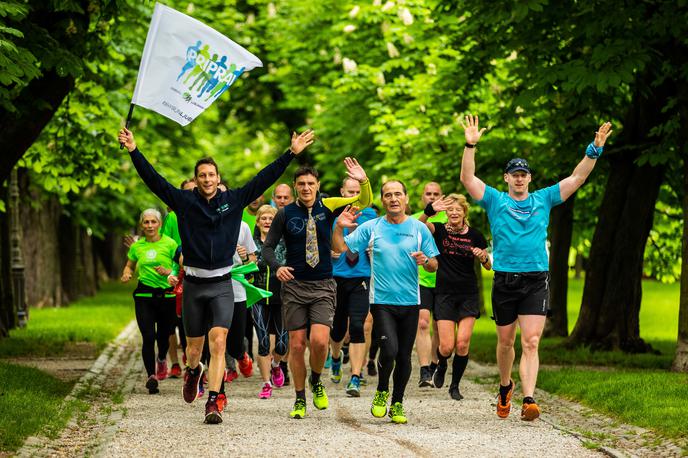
xmin=119 ymin=103 xmax=135 ymax=149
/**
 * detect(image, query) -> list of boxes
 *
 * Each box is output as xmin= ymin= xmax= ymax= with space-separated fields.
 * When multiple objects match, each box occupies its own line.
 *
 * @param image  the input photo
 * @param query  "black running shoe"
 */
xmin=433 ymin=363 xmax=447 ymax=389
xmin=145 ymin=375 xmax=159 ymax=394
xmin=280 ymin=361 xmax=290 ymax=386
xmin=367 ymin=360 xmax=378 ymax=377
xmin=449 ymin=385 xmax=464 ymax=400
xmin=418 ymin=366 xmax=433 ymax=388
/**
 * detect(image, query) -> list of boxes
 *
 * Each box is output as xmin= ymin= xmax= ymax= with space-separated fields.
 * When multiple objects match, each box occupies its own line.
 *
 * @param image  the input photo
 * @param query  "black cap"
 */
xmin=505 ymin=158 xmax=531 ymax=174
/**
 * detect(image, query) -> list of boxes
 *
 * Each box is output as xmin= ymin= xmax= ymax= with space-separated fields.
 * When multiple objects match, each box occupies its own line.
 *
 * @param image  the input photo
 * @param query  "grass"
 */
xmin=0 ymin=282 xmax=135 ymax=358
xmin=0 ymin=281 xmax=134 ymax=453
xmin=0 ymin=362 xmax=87 ymax=451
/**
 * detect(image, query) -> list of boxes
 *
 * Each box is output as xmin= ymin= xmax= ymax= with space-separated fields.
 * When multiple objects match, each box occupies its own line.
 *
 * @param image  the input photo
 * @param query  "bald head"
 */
xmin=422 ymin=182 xmax=442 ymax=205
xmin=273 ymin=183 xmax=294 ymax=209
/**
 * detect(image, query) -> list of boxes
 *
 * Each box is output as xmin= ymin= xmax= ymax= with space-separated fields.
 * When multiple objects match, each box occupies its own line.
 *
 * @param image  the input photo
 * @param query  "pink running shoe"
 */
xmin=258 ymin=383 xmax=272 ymax=399
xmin=271 ymin=365 xmax=285 ymax=387
xmin=156 ymin=359 xmax=168 ymax=381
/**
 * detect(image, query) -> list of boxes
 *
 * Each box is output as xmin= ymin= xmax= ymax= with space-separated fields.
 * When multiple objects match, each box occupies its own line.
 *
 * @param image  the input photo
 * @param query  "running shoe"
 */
xmin=145 ymin=375 xmax=159 ymax=394
xmin=496 ymin=379 xmax=515 ymax=419
xmin=182 ymin=362 xmax=204 ymax=403
xmin=324 ymin=351 xmax=332 ymax=369
xmin=280 ymin=361 xmax=290 ymax=386
xmin=271 ymin=365 xmax=285 ymax=387
xmin=449 ymin=385 xmax=464 ymax=401
xmin=168 ymin=363 xmax=182 ymax=379
xmin=330 ymin=359 xmax=342 ymax=383
xmin=418 ymin=366 xmax=433 ymax=388
xmin=359 ymin=374 xmax=368 ymax=386
xmin=346 ymin=376 xmax=361 ymax=397
xmin=290 ymin=398 xmax=306 ymax=419
xmin=225 ymin=368 xmax=238 ymax=383
xmin=367 ymin=360 xmax=377 ymax=377
xmin=204 ymin=398 xmax=222 ymax=424
xmin=155 ymin=359 xmax=168 ymax=381
xmin=198 ymin=373 xmax=207 ymax=398
xmin=433 ymin=363 xmax=447 ymax=389
xmin=388 ymin=402 xmax=407 ymax=424
xmin=259 ymin=382 xmax=273 ymax=399
xmin=371 ymin=390 xmax=389 ymax=418
xmin=238 ymin=352 xmax=254 ymax=377
xmin=521 ymin=400 xmax=541 ymax=421
xmin=311 ymin=380 xmax=329 ymax=410
xmin=217 ymin=393 xmax=227 ymax=413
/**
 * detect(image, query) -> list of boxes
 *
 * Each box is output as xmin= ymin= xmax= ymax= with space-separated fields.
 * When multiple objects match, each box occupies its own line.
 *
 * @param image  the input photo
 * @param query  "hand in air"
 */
xmin=460 ymin=114 xmax=486 ymax=145
xmin=594 ymin=122 xmax=613 ymax=148
xmin=290 ymin=129 xmax=315 ymax=155
xmin=343 ymin=157 xmax=367 ymax=182
xmin=336 ymin=205 xmax=360 ymax=229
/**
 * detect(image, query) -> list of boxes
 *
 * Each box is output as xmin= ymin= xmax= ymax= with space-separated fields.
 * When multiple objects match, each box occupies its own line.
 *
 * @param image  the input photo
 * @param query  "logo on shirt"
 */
xmin=217 ymin=203 xmax=230 ymax=214
xmin=287 ymin=217 xmax=305 ymax=234
xmin=395 ymin=233 xmax=414 ymax=238
xmin=145 ymin=249 xmax=157 ymax=260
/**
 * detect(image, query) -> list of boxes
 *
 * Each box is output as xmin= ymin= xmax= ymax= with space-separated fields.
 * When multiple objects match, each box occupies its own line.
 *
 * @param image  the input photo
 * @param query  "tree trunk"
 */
xmin=0 ymin=184 xmax=13 ymax=337
xmin=672 ymin=158 xmax=688 ymax=372
xmin=544 ymin=194 xmax=575 ymax=337
xmin=574 ymin=252 xmax=584 ymax=279
xmin=19 ymin=171 xmax=63 ymax=308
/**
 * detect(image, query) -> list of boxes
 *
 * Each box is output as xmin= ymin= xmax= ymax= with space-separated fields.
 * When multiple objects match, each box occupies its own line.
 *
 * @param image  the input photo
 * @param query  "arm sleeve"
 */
xmin=262 ymin=209 xmax=287 ymax=271
xmin=344 ymin=220 xmax=373 ymax=254
xmin=129 ymin=148 xmax=184 ymax=210
xmin=323 ymin=179 xmax=373 ymax=211
xmin=235 ymin=150 xmax=295 ymax=208
xmin=546 ymin=183 xmax=563 ymax=208
xmin=420 ymin=224 xmax=440 ymax=258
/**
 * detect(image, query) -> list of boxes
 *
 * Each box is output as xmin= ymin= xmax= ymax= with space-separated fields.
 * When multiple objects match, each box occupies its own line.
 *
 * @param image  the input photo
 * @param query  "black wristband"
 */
xmin=465 ymin=142 xmax=476 ymax=148
xmin=423 ymin=202 xmax=437 ymax=217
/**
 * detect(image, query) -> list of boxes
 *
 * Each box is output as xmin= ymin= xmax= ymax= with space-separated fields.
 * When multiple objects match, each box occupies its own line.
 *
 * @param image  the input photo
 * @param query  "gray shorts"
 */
xmin=281 ymin=278 xmax=336 ymax=331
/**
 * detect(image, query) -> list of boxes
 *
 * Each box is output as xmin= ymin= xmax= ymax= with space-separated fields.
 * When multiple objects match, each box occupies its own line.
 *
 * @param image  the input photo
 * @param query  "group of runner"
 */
xmin=117 ymin=115 xmax=612 ymax=425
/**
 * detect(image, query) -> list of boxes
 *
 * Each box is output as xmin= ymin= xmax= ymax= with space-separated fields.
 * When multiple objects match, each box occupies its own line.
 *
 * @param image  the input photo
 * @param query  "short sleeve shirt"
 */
xmin=345 ymin=217 xmax=439 ymax=306
xmin=332 ymin=207 xmax=377 ymax=278
xmin=127 ymin=235 xmax=178 ymax=289
xmin=412 ymin=210 xmax=448 ymax=288
xmin=433 ymin=225 xmax=487 ymax=294
xmin=160 ymin=211 xmax=181 ymax=246
xmin=232 ymin=221 xmax=258 ymax=302
xmin=477 ymin=184 xmax=562 ymax=272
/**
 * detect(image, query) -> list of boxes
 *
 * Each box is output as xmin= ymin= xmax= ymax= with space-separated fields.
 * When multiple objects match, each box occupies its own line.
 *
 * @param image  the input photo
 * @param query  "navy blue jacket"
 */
xmin=129 ymin=148 xmax=294 ymax=270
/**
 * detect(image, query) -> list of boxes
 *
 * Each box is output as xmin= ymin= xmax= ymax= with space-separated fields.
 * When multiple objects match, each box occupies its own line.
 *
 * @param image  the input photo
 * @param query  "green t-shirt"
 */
xmin=127 ymin=235 xmax=178 ymax=289
xmin=242 ymin=208 xmax=257 ymax=231
xmin=160 ymin=211 xmax=181 ymax=246
xmin=412 ymin=210 xmax=448 ymax=288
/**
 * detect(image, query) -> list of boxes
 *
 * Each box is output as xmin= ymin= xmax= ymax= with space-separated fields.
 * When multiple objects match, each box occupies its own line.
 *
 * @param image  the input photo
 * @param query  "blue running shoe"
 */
xmin=330 ymin=358 xmax=342 ymax=383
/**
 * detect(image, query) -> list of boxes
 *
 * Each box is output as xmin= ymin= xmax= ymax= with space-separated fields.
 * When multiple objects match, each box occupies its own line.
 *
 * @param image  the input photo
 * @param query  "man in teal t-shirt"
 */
xmin=411 ymin=182 xmax=447 ymax=387
xmin=460 ymin=113 xmax=613 ymax=422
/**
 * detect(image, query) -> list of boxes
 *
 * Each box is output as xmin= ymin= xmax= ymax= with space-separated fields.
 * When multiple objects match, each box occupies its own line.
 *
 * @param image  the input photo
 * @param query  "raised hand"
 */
xmin=460 ymin=114 xmax=487 ymax=145
xmin=336 ymin=205 xmax=360 ymax=229
xmin=432 ymin=195 xmax=453 ymax=213
xmin=343 ymin=157 xmax=367 ymax=182
xmin=118 ymin=128 xmax=137 ymax=152
xmin=290 ymin=129 xmax=315 ymax=155
xmin=594 ymin=122 xmax=613 ymax=147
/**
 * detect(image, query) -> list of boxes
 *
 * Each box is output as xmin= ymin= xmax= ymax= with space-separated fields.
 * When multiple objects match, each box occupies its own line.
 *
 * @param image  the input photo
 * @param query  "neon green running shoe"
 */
xmin=311 ymin=380 xmax=329 ymax=410
xmin=389 ymin=402 xmax=407 ymax=424
xmin=370 ymin=390 xmax=389 ymax=418
xmin=290 ymin=398 xmax=307 ymax=419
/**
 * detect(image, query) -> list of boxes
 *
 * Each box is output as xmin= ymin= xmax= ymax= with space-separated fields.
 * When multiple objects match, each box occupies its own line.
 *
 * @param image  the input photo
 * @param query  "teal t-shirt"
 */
xmin=477 ymin=184 xmax=562 ymax=272
xmin=345 ymin=217 xmax=439 ymax=306
xmin=127 ymin=235 xmax=178 ymax=289
xmin=160 ymin=211 xmax=181 ymax=246
xmin=412 ymin=210 xmax=447 ymax=288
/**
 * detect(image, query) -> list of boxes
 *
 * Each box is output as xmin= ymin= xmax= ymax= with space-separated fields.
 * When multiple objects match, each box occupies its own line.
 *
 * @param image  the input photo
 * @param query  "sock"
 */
xmin=265 ymin=380 xmax=272 ymax=387
xmin=208 ymin=391 xmax=218 ymax=403
xmin=430 ymin=360 xmax=438 ymax=372
xmin=523 ymin=396 xmax=535 ymax=405
xmin=296 ymin=389 xmax=306 ymax=400
xmin=157 ymin=357 xmax=166 ymax=363
xmin=219 ymin=379 xmax=225 ymax=395
xmin=391 ymin=393 xmax=403 ymax=405
xmin=437 ymin=351 xmax=450 ymax=368
xmin=331 ymin=356 xmax=341 ymax=363
xmin=450 ymin=354 xmax=469 ymax=387
xmin=499 ymin=380 xmax=513 ymax=405
xmin=351 ymin=373 xmax=360 ymax=380
xmin=310 ymin=371 xmax=321 ymax=385
xmin=271 ymin=359 xmax=280 ymax=368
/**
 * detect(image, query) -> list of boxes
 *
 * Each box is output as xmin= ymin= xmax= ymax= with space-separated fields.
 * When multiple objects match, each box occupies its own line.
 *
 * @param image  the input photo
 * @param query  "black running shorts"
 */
xmin=419 ymin=285 xmax=437 ymax=312
xmin=491 ymin=271 xmax=550 ymax=326
xmin=182 ymin=276 xmax=235 ymax=337
xmin=434 ymin=292 xmax=480 ymax=322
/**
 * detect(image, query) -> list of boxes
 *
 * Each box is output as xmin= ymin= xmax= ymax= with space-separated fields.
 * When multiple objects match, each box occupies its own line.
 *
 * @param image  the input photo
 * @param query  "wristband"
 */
xmin=423 ymin=202 xmax=437 ymax=217
xmin=481 ymin=257 xmax=489 ymax=265
xmin=585 ymin=142 xmax=603 ymax=159
xmin=465 ymin=142 xmax=476 ymax=149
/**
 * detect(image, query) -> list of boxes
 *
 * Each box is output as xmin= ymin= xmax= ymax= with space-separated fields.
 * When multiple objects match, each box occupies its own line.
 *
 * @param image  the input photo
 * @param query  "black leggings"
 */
xmin=252 ymin=300 xmax=288 ymax=357
xmin=332 ymin=277 xmax=370 ymax=344
xmin=134 ymin=294 xmax=175 ymax=377
xmin=227 ymin=301 xmax=248 ymax=359
xmin=372 ymin=304 xmax=419 ymax=404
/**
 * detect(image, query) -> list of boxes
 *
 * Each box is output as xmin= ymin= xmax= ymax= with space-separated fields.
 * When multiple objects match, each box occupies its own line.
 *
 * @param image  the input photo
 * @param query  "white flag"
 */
xmin=131 ymin=3 xmax=262 ymax=126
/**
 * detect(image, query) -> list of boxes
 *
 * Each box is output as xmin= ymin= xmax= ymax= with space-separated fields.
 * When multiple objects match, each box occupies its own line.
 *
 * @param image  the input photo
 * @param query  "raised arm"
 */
xmin=459 ymin=114 xmax=487 ymax=201
xmin=559 ymin=122 xmax=613 ymax=202
xmin=118 ymin=128 xmax=184 ymax=210
xmin=235 ymin=130 xmax=315 ymax=208
xmin=418 ymin=196 xmax=453 ymax=234
xmin=332 ymin=206 xmax=360 ymax=253
xmin=324 ymin=158 xmax=372 ymax=211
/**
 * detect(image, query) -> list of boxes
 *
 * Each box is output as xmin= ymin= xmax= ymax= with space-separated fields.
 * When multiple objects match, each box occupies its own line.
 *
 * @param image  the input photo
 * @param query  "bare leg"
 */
xmin=496 ymin=322 xmax=518 ymax=386
xmin=289 ymin=329 xmax=308 ymax=391
xmin=207 ymin=326 xmax=228 ymax=392
xmin=416 ymin=308 xmax=432 ymax=366
xmin=518 ymin=315 xmax=546 ymax=397
xmin=309 ymin=324 xmax=330 ymax=374
xmin=185 ymin=336 xmax=205 ymax=369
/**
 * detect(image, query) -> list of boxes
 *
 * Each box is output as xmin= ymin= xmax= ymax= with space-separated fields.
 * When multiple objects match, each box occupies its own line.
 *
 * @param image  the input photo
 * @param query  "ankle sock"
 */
xmin=523 ymin=396 xmax=535 ymax=405
xmin=208 ymin=391 xmax=218 ymax=402
xmin=271 ymin=359 xmax=280 ymax=368
xmin=310 ymin=371 xmax=321 ymax=385
xmin=296 ymin=389 xmax=306 ymax=400
xmin=499 ymin=381 xmax=513 ymax=405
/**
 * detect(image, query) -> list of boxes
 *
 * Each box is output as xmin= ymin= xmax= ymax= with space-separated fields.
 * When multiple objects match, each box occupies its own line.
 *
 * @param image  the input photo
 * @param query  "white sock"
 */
xmin=271 ymin=360 xmax=280 ymax=368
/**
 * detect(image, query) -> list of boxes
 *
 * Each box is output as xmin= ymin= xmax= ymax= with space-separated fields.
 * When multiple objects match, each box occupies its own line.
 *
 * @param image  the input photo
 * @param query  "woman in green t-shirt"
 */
xmin=121 ymin=209 xmax=178 ymax=394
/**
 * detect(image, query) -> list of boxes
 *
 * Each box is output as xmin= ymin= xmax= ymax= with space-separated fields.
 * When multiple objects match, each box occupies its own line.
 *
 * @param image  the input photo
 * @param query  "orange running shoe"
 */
xmin=217 ymin=393 xmax=227 ymax=413
xmin=238 ymin=352 xmax=254 ymax=378
xmin=496 ymin=379 xmax=514 ymax=419
xmin=521 ymin=401 xmax=540 ymax=421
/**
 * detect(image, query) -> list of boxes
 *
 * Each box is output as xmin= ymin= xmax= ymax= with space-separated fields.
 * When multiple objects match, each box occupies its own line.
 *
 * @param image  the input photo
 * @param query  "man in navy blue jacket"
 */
xmin=118 ymin=128 xmax=314 ymax=424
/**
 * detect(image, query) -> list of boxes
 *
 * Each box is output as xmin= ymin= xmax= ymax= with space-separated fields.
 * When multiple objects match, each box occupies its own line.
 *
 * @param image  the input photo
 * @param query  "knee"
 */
xmin=348 ymin=322 xmax=365 ymax=344
xmin=418 ymin=317 xmax=430 ymax=332
xmin=275 ymin=339 xmax=288 ymax=356
xmin=309 ymin=335 xmax=328 ymax=354
xmin=497 ymin=337 xmax=515 ymax=351
xmin=290 ymin=337 xmax=307 ymax=355
xmin=258 ymin=342 xmax=270 ymax=357
xmin=186 ymin=343 xmax=202 ymax=360
xmin=521 ymin=334 xmax=540 ymax=354
xmin=209 ymin=334 xmax=226 ymax=355
xmin=439 ymin=341 xmax=454 ymax=357
xmin=455 ymin=339 xmax=470 ymax=356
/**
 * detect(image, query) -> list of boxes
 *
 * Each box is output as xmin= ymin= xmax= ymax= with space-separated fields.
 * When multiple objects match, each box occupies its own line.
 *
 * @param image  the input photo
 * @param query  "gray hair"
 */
xmin=139 ymin=208 xmax=162 ymax=226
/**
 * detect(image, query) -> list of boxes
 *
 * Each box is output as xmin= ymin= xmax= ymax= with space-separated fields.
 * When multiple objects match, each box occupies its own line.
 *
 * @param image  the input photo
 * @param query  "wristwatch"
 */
xmin=424 ymin=257 xmax=430 ymax=265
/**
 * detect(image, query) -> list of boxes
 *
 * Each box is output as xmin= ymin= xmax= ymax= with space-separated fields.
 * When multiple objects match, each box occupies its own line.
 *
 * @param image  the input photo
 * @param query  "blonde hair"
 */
xmin=256 ymin=204 xmax=277 ymax=222
xmin=139 ymin=208 xmax=162 ymax=227
xmin=444 ymin=193 xmax=470 ymax=225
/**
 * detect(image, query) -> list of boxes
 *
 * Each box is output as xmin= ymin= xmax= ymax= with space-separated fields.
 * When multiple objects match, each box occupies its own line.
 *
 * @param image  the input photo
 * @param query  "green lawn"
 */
xmin=0 ymin=282 xmax=134 ymax=453
xmin=0 ymin=282 xmax=135 ymax=358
